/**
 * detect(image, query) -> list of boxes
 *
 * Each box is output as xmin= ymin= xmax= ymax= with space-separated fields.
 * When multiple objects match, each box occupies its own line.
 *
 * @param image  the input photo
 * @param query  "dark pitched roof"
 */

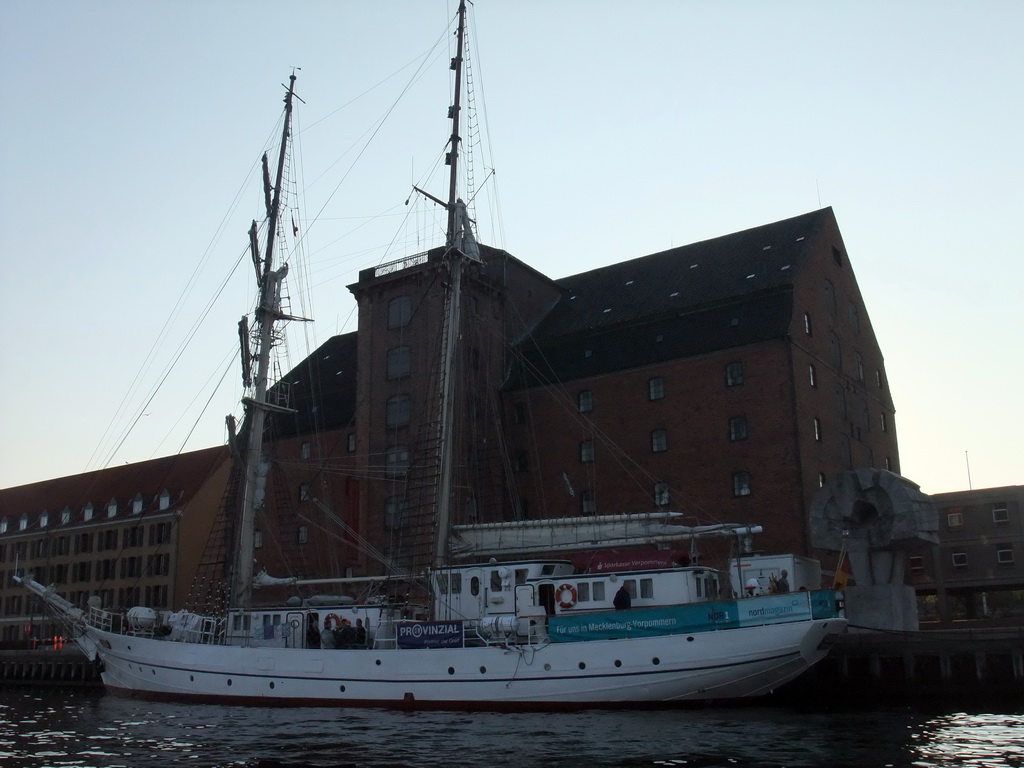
xmin=507 ymin=209 xmax=830 ymax=387
xmin=0 ymin=446 xmax=229 ymax=531
xmin=266 ymin=332 xmax=358 ymax=439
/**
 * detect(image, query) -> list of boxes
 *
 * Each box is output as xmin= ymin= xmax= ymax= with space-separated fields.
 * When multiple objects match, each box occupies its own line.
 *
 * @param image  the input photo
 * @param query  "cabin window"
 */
xmin=623 ymin=580 xmax=637 ymax=599
xmin=578 ymin=390 xmax=593 ymax=413
xmin=388 ymin=296 xmax=412 ymax=329
xmin=386 ymin=345 xmax=411 ymax=379
xmin=729 ymin=417 xmax=747 ymax=442
xmin=726 ymin=362 xmax=743 ymax=386
xmin=386 ymin=394 xmax=411 ymax=428
xmin=515 ymin=569 xmax=528 ymax=585
xmin=640 ymin=578 xmax=654 ymax=599
xmin=733 ymin=472 xmax=752 ymax=497
xmin=490 ymin=570 xmax=503 ymax=591
xmin=648 ymin=377 xmax=664 ymax=401
xmin=593 ymin=582 xmax=606 ymax=601
xmin=470 ymin=577 xmax=480 ymax=596
xmin=577 ymin=582 xmax=590 ymax=602
xmin=436 ymin=573 xmax=449 ymax=594
xmin=451 ymin=573 xmax=462 ymax=594
xmin=651 ymin=429 xmax=667 ymax=453
xmin=580 ymin=440 xmax=595 ymax=463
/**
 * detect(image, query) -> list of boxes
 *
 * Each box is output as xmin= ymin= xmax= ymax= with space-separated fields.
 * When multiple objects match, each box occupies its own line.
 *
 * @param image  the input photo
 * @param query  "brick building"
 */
xmin=3 ymin=207 xmax=902 ymax=632
xmin=909 ymin=485 xmax=1024 ymax=626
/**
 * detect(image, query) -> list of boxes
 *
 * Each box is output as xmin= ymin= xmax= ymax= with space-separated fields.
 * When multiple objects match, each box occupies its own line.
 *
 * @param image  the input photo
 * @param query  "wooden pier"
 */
xmin=0 ymin=648 xmax=102 ymax=687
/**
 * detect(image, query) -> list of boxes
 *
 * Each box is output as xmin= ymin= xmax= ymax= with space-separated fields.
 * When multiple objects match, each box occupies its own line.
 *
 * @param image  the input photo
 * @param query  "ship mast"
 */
xmin=433 ymin=0 xmax=469 ymax=567
xmin=232 ymin=73 xmax=298 ymax=610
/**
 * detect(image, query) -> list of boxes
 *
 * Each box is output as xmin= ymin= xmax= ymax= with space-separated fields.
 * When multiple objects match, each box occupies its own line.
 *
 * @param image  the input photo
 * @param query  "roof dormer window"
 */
xmin=158 ymin=490 xmax=171 ymax=511
xmin=107 ymin=499 xmax=118 ymax=518
xmin=83 ymin=503 xmax=94 ymax=522
xmin=132 ymin=493 xmax=144 ymax=514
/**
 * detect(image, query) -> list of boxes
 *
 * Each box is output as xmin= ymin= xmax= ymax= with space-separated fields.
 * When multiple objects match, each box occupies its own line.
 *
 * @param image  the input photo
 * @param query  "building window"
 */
xmin=578 ymin=390 xmax=593 ymax=413
xmin=729 ymin=417 xmax=747 ymax=442
xmin=813 ymin=417 xmax=822 ymax=442
xmin=884 ymin=456 xmax=892 ymax=471
xmin=515 ymin=451 xmax=528 ymax=472
xmin=514 ymin=402 xmax=527 ymax=423
xmin=386 ymin=345 xmax=411 ymax=379
xmin=654 ymin=482 xmax=670 ymax=507
xmin=854 ymin=352 xmax=865 ymax=383
xmin=876 ymin=370 xmax=883 ymax=388
xmin=803 ymin=312 xmax=813 ymax=336
xmin=651 ymin=429 xmax=668 ymax=453
xmin=19 ymin=513 xmax=29 ymax=531
xmin=581 ymin=490 xmax=596 ymax=515
xmin=159 ymin=490 xmax=171 ymax=510
xmin=254 ymin=530 xmax=263 ymax=549
xmin=648 ymin=377 xmax=665 ymax=401
xmin=386 ymin=394 xmax=411 ymax=428
xmin=299 ymin=483 xmax=310 ymax=502
xmin=849 ymin=303 xmax=860 ymax=334
xmin=580 ymin=440 xmax=595 ymax=463
xmin=828 ymin=332 xmax=842 ymax=370
xmin=106 ymin=499 xmax=117 ymax=518
xmin=300 ymin=442 xmax=311 ymax=460
xmin=880 ymin=412 xmax=888 ymax=433
xmin=993 ymin=507 xmax=1009 ymax=525
xmin=388 ymin=296 xmax=412 ymax=329
xmin=347 ymin=433 xmax=356 ymax=452
xmin=385 ymin=496 xmax=406 ymax=529
xmin=947 ymin=511 xmax=964 ymax=529
xmin=817 ymin=472 xmax=827 ymax=488
xmin=726 ymin=362 xmax=743 ymax=386
xmin=0 ymin=518 xmax=7 ymax=534
xmin=297 ymin=525 xmax=309 ymax=544
xmin=61 ymin=508 xmax=72 ymax=524
xmin=39 ymin=511 xmax=49 ymax=528
xmin=951 ymin=551 xmax=968 ymax=569
xmin=824 ymin=279 xmax=836 ymax=314
xmin=909 ymin=556 xmax=924 ymax=572
xmin=809 ymin=364 xmax=817 ymax=388
xmin=83 ymin=503 xmax=94 ymax=522
xmin=997 ymin=546 xmax=1014 ymax=565
xmin=832 ymin=246 xmax=843 ymax=267
xmin=733 ymin=472 xmax=752 ymax=497
xmin=386 ymin=445 xmax=410 ymax=477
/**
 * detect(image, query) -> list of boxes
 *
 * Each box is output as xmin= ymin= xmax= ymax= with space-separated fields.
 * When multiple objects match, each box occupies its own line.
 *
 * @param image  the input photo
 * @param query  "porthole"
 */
xmin=269 ymin=682 xmax=275 ymax=690
xmin=479 ymin=666 xmax=487 ymax=674
xmin=375 ymin=659 xmax=382 ymax=666
xmin=614 ymin=660 xmax=622 ymax=668
xmin=448 ymin=667 xmax=456 ymax=675
xmin=544 ymin=663 xmax=552 ymax=671
xmin=189 ymin=675 xmax=195 ymax=682
xmin=152 ymin=669 xmax=156 ymax=675
xmin=687 ymin=636 xmax=694 ymax=642
xmin=578 ymin=662 xmax=586 ymax=670
xmin=227 ymin=679 xmax=233 ymax=686
xmin=340 ymin=685 xmax=346 ymax=693
xmin=652 ymin=658 xmax=660 ymax=666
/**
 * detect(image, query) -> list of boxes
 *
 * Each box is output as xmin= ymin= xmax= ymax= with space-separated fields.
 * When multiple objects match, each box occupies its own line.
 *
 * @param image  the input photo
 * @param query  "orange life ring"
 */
xmin=325 ymin=613 xmax=343 ymax=629
xmin=556 ymin=583 xmax=577 ymax=610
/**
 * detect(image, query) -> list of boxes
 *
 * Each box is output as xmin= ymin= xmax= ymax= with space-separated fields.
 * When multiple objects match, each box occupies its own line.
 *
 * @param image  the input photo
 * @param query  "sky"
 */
xmin=1 ymin=0 xmax=1021 ymax=496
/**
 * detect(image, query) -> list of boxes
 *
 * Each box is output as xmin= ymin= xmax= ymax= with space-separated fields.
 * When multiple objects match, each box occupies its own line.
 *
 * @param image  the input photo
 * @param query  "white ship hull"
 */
xmin=85 ymin=616 xmax=843 ymax=709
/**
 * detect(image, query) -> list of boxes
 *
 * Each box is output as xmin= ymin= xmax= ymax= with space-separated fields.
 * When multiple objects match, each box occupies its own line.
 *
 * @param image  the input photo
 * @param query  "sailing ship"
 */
xmin=17 ymin=1 xmax=846 ymax=709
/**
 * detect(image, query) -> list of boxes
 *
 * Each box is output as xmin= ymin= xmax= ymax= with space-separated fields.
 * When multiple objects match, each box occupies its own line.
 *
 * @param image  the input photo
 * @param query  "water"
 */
xmin=1 ymin=688 xmax=1022 ymax=768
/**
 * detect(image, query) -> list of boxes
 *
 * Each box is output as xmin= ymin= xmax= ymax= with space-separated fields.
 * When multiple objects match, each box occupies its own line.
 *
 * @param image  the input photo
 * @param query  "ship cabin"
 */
xmin=431 ymin=560 xmax=721 ymax=624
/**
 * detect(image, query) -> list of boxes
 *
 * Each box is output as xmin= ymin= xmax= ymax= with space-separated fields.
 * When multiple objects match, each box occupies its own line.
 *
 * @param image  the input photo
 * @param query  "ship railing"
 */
xmin=86 ymin=605 xmax=114 ymax=633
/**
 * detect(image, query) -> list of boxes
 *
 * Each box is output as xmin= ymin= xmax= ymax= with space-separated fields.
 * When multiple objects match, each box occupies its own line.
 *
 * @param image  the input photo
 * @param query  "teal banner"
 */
xmin=547 ymin=591 xmax=840 ymax=643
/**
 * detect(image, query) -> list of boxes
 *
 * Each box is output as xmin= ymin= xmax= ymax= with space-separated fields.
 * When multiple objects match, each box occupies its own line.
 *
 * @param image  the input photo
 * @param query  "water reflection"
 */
xmin=1 ymin=688 xmax=1021 ymax=768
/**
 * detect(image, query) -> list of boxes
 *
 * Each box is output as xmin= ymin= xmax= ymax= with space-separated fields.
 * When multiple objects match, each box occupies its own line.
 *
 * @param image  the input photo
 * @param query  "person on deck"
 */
xmin=320 ymin=617 xmax=337 ymax=649
xmin=306 ymin=614 xmax=320 ymax=649
xmin=613 ymin=584 xmax=632 ymax=610
xmin=776 ymin=569 xmax=790 ymax=594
